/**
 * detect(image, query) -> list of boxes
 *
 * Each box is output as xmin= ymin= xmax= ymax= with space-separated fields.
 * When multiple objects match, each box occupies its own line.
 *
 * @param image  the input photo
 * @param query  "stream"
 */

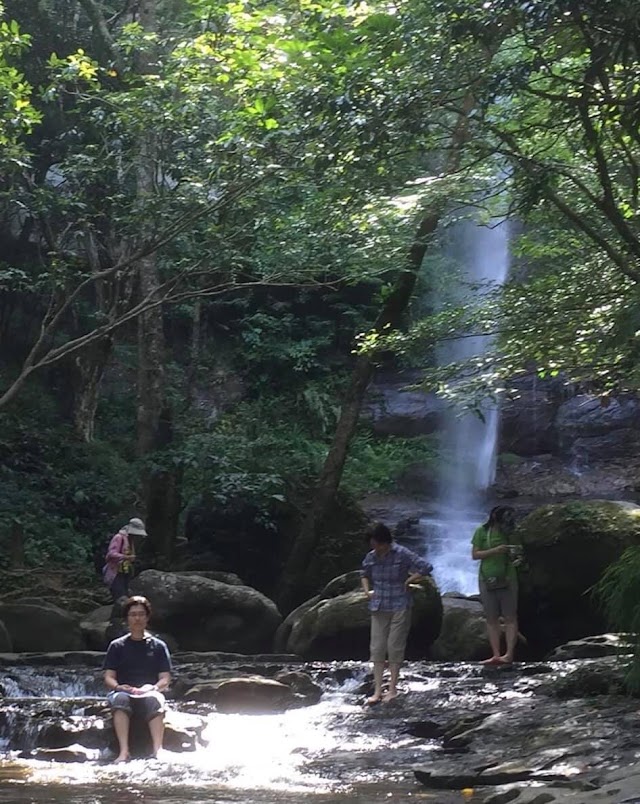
xmin=1 ymin=654 xmax=639 ymax=804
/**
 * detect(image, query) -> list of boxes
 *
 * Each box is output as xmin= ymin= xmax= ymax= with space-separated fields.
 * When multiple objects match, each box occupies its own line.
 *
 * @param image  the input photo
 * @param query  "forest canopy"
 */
xmin=0 ymin=0 xmax=639 ymax=600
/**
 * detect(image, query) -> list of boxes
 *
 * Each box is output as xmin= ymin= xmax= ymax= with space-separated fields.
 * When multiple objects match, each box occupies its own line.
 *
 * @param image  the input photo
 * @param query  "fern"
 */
xmin=594 ymin=546 xmax=640 ymax=691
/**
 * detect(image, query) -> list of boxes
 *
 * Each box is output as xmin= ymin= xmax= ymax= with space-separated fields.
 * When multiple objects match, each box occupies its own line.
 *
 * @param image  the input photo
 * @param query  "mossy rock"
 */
xmin=516 ymin=500 xmax=640 ymax=652
xmin=286 ymin=577 xmax=442 ymax=660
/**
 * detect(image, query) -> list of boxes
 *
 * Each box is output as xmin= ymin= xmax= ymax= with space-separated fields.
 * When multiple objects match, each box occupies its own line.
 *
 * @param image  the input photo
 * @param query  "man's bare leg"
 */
xmin=367 ymin=661 xmax=385 ymax=704
xmin=148 ymin=714 xmax=165 ymax=757
xmin=112 ymin=709 xmax=130 ymax=761
xmin=383 ymin=663 xmax=401 ymax=701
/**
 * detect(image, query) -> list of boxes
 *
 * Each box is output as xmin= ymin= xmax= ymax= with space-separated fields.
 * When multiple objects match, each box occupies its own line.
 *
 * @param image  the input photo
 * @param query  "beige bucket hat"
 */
xmin=126 ymin=517 xmax=147 ymax=536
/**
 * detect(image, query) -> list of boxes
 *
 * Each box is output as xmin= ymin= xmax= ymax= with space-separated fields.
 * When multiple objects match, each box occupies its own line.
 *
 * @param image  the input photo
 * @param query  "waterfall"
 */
xmin=421 ymin=216 xmax=510 ymax=595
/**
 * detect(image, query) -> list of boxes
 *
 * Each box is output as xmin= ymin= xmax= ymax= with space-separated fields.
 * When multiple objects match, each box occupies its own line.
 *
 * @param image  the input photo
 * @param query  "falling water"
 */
xmin=421 ymin=216 xmax=510 ymax=594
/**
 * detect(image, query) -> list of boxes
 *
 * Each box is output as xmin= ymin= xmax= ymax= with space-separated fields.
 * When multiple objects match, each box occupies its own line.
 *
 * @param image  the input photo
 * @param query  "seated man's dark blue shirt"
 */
xmin=103 ymin=634 xmax=172 ymax=687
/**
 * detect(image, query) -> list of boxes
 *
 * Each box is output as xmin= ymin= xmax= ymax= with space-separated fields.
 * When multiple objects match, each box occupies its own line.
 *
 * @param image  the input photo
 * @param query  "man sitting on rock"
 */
xmin=103 ymin=595 xmax=172 ymax=762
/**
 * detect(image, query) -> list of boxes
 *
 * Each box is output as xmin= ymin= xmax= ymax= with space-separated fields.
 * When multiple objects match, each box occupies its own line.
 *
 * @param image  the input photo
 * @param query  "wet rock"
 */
xmin=430 ymin=595 xmax=486 ymax=661
xmin=545 ymin=657 xmax=628 ymax=698
xmin=214 ymin=677 xmax=295 ymax=714
xmin=181 ymin=678 xmax=229 ymax=703
xmin=482 ymin=790 xmax=522 ymax=804
xmin=0 ymin=651 xmax=104 ymax=667
xmin=404 ymin=719 xmax=445 ymax=739
xmin=130 ymin=570 xmax=282 ymax=653
xmin=182 ymin=670 xmax=319 ymax=713
xmin=516 ymin=500 xmax=640 ymax=653
xmin=443 ymin=713 xmax=488 ymax=740
xmin=163 ymin=723 xmax=197 ymax=752
xmin=173 ymin=651 xmax=302 ymax=665
xmin=22 ymin=744 xmax=97 ymax=762
xmin=162 ymin=710 xmax=207 ymax=752
xmin=414 ymin=766 xmax=533 ymax=788
xmin=39 ymin=717 xmax=108 ymax=750
xmin=274 ymin=670 xmax=323 ymax=705
xmin=0 ymin=604 xmax=84 ymax=652
xmin=547 ymin=634 xmax=633 ymax=661
xmin=285 ymin=577 xmax=442 ymax=660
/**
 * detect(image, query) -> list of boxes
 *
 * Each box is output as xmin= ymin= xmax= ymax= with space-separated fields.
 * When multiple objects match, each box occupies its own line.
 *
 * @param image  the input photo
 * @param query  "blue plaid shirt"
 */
xmin=360 ymin=542 xmax=432 ymax=612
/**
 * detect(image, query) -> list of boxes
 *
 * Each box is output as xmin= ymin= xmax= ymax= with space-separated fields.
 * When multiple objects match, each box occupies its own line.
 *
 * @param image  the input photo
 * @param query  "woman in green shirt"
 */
xmin=471 ymin=505 xmax=520 ymax=665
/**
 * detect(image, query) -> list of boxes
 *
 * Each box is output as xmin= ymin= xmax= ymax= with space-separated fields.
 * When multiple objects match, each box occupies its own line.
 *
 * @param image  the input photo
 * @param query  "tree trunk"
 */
xmin=186 ymin=298 xmax=202 ymax=407
xmin=70 ymin=335 xmax=113 ymax=442
xmin=144 ymin=462 xmax=183 ymax=565
xmin=136 ymin=253 xmax=166 ymax=456
xmin=133 ymin=0 xmax=180 ymax=561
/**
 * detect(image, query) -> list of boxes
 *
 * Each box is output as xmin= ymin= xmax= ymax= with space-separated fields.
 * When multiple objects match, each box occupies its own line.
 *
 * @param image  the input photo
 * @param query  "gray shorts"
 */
xmin=479 ymin=577 xmax=518 ymax=622
xmin=107 ymin=690 xmax=166 ymax=721
xmin=370 ymin=608 xmax=412 ymax=663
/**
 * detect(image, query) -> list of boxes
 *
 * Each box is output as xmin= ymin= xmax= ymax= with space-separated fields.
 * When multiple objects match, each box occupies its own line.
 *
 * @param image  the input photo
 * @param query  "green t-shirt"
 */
xmin=472 ymin=525 xmax=518 ymax=582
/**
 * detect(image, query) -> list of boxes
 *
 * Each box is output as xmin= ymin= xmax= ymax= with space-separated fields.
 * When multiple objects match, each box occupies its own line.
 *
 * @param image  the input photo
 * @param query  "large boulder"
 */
xmin=285 ymin=573 xmax=442 ymax=660
xmin=555 ymin=394 xmax=640 ymax=459
xmin=0 ymin=603 xmax=84 ymax=652
xmin=429 ymin=595 xmax=487 ymax=662
xmin=516 ymin=500 xmax=640 ymax=653
xmin=79 ymin=605 xmax=112 ymax=651
xmin=130 ymin=570 xmax=282 ymax=652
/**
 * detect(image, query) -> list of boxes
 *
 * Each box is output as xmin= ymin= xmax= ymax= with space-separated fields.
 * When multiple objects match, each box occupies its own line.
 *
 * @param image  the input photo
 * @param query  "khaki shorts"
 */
xmin=479 ymin=577 xmax=518 ymax=622
xmin=370 ymin=608 xmax=412 ymax=663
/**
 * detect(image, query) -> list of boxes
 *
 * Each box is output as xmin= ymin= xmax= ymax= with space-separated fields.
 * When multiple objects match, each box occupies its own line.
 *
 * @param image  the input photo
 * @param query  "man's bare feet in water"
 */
xmin=480 ymin=656 xmax=502 ymax=665
xmin=114 ymin=755 xmax=129 ymax=763
xmin=366 ymin=694 xmax=382 ymax=705
xmin=382 ymin=690 xmax=399 ymax=702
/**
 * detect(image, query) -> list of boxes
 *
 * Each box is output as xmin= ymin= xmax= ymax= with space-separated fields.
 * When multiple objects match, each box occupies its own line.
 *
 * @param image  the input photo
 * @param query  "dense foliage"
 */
xmin=1 ymin=0 xmax=640 ymax=598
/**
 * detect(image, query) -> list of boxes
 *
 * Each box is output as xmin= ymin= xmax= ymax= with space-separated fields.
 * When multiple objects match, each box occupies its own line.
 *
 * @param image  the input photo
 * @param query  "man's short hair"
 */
xmin=123 ymin=595 xmax=152 ymax=618
xmin=366 ymin=522 xmax=393 ymax=544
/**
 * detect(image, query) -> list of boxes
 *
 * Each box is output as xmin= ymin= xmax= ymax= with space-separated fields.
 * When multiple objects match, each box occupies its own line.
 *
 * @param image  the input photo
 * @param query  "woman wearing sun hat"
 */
xmin=102 ymin=517 xmax=147 ymax=600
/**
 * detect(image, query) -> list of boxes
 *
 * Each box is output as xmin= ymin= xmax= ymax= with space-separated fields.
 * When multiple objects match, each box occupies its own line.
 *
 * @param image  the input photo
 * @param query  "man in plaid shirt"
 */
xmin=360 ymin=522 xmax=433 ymax=704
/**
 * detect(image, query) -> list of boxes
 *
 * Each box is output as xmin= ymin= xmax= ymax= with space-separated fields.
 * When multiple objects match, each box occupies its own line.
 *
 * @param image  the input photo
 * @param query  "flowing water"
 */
xmin=423 ymin=218 xmax=510 ymax=595
xmin=0 ymin=655 xmax=634 ymax=804
xmin=0 ymin=660 xmax=441 ymax=804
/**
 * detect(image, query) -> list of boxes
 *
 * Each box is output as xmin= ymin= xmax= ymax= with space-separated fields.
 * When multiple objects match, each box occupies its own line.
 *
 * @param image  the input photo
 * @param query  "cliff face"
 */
xmin=362 ymin=372 xmax=640 ymax=501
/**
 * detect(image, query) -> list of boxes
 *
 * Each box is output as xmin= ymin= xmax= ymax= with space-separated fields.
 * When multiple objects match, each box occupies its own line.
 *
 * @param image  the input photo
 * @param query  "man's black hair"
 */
xmin=365 ymin=521 xmax=393 ymax=544
xmin=123 ymin=595 xmax=152 ymax=618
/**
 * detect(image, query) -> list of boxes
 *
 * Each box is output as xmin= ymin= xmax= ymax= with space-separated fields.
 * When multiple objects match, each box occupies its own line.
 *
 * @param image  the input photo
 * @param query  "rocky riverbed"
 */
xmin=1 ymin=650 xmax=640 ymax=803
